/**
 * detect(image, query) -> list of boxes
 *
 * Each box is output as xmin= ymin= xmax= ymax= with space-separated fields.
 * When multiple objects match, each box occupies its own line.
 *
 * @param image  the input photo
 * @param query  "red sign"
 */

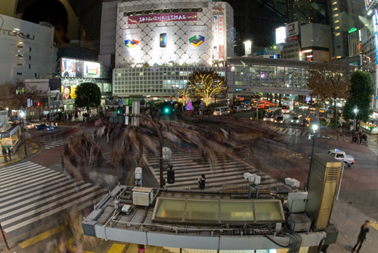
xmin=128 ymin=12 xmax=197 ymax=24
xmin=285 ymin=35 xmax=299 ymax=42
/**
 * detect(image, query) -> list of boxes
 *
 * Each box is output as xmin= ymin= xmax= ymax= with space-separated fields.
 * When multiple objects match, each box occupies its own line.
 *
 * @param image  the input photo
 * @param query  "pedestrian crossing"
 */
xmin=38 ymin=138 xmax=69 ymax=149
xmin=0 ymin=161 xmax=105 ymax=235
xmin=266 ymin=125 xmax=330 ymax=139
xmin=143 ymin=149 xmax=291 ymax=192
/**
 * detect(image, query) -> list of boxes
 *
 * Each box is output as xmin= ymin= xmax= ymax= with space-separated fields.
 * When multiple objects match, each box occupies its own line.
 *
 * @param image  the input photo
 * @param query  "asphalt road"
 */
xmin=4 ymin=115 xmax=378 ymax=252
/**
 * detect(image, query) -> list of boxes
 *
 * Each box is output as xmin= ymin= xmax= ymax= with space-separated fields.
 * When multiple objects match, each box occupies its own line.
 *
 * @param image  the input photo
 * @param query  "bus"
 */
xmin=263 ymin=107 xmax=283 ymax=122
xmin=282 ymin=100 xmax=294 ymax=114
xmin=319 ymin=108 xmax=327 ymax=119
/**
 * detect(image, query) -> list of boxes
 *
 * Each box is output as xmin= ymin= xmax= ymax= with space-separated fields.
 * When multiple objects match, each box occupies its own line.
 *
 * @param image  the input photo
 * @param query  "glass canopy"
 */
xmin=153 ymin=198 xmax=285 ymax=224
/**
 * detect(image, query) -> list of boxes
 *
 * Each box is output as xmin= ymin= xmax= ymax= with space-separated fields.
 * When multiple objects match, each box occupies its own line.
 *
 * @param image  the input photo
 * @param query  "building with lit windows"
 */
xmin=99 ymin=0 xmax=234 ymax=100
xmin=0 ymin=14 xmax=56 ymax=84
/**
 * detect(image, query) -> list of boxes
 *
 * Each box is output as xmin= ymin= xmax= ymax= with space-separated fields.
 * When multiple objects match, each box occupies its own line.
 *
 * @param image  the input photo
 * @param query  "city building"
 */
xmin=329 ymin=0 xmax=365 ymax=59
xmin=0 ymin=14 xmax=57 ymax=84
xmin=100 ymin=0 xmax=234 ymax=101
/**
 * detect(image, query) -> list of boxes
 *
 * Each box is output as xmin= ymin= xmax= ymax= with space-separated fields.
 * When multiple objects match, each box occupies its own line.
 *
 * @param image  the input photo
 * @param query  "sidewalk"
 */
xmin=0 ymin=141 xmax=40 ymax=167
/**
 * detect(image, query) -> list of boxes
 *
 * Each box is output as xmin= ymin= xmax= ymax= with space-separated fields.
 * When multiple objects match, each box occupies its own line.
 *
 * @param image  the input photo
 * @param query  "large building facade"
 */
xmin=0 ymin=14 xmax=57 ymax=84
xmin=100 ymin=0 xmax=233 ymax=99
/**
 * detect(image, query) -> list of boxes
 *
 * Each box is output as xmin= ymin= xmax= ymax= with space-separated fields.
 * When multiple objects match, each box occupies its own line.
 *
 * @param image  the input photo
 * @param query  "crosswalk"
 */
xmin=265 ymin=125 xmax=330 ymax=139
xmin=0 ymin=161 xmax=104 ymax=235
xmin=143 ymin=149 xmax=291 ymax=192
xmin=37 ymin=138 xmax=69 ymax=149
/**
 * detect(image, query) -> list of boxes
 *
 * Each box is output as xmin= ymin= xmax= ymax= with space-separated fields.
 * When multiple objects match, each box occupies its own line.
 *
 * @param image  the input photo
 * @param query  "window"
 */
xmin=29 ymin=56 xmax=31 ymax=60
xmin=333 ymin=1 xmax=337 ymax=4
xmin=333 ymin=7 xmax=338 ymax=11
xmin=335 ymin=20 xmax=339 ymax=23
xmin=17 ymin=72 xmax=22 ymax=75
xmin=29 ymin=47 xmax=32 ymax=52
xmin=335 ymin=33 xmax=340 ymax=36
xmin=17 ymin=63 xmax=22 ymax=66
xmin=334 ymin=13 xmax=339 ymax=17
xmin=335 ymin=26 xmax=340 ymax=30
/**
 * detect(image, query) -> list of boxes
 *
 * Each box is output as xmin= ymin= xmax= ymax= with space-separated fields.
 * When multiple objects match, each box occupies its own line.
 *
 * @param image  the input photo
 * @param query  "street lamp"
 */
xmin=353 ymin=105 xmax=359 ymax=131
xmin=19 ymin=110 xmax=27 ymax=158
xmin=306 ymin=123 xmax=319 ymax=190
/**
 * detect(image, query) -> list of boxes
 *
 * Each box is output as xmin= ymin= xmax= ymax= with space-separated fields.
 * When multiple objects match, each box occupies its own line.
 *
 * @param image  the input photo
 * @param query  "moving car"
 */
xmin=213 ymin=106 xmax=231 ymax=116
xmin=326 ymin=149 xmax=354 ymax=165
xmin=309 ymin=106 xmax=316 ymax=111
xmin=291 ymin=116 xmax=300 ymax=124
xmin=35 ymin=124 xmax=54 ymax=131
xmin=275 ymin=116 xmax=285 ymax=124
xmin=24 ymin=122 xmax=34 ymax=130
xmin=232 ymin=106 xmax=240 ymax=113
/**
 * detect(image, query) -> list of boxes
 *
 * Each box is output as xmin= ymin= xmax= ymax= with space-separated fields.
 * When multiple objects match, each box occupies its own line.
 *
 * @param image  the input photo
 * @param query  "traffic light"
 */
xmin=117 ymin=107 xmax=121 ymax=116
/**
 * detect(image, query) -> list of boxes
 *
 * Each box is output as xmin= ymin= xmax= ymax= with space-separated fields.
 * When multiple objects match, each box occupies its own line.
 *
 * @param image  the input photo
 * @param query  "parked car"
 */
xmin=35 ymin=124 xmax=54 ymax=131
xmin=326 ymin=149 xmax=354 ymax=165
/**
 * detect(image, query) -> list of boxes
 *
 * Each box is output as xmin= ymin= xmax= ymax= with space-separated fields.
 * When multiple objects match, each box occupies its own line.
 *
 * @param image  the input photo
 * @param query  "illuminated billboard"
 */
xmin=128 ymin=12 xmax=197 ymax=24
xmin=187 ymin=26 xmax=207 ymax=54
xmin=276 ymin=27 xmax=286 ymax=44
xmin=285 ymin=21 xmax=300 ymax=42
xmin=61 ymin=58 xmax=83 ymax=78
xmin=84 ymin=61 xmax=100 ymax=78
xmin=153 ymin=27 xmax=174 ymax=52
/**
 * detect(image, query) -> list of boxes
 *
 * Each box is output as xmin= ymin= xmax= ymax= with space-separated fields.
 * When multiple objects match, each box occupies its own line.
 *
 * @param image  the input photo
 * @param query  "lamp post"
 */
xmin=353 ymin=105 xmax=359 ymax=131
xmin=306 ymin=123 xmax=318 ymax=190
xmin=19 ymin=110 xmax=27 ymax=158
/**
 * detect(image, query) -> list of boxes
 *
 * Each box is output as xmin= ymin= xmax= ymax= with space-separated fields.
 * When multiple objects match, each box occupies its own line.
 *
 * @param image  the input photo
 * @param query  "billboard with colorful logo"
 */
xmin=84 ymin=61 xmax=100 ymax=78
xmin=122 ymin=28 xmax=141 ymax=56
xmin=187 ymin=26 xmax=207 ymax=54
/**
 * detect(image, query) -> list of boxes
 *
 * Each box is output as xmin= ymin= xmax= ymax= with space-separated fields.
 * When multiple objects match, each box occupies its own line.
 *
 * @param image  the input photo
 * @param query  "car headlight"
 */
xmin=291 ymin=120 xmax=293 ymax=122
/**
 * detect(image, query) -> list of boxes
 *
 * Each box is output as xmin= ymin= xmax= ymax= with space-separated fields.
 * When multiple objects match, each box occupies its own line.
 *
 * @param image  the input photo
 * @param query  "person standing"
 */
xmin=2 ymin=146 xmax=8 ymax=163
xmin=198 ymin=174 xmax=206 ymax=190
xmin=352 ymin=220 xmax=370 ymax=252
xmin=7 ymin=147 xmax=11 ymax=161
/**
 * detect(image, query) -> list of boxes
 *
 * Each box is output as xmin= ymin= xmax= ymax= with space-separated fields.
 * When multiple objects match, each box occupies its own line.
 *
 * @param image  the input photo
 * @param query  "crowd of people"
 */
xmin=352 ymin=130 xmax=368 ymax=145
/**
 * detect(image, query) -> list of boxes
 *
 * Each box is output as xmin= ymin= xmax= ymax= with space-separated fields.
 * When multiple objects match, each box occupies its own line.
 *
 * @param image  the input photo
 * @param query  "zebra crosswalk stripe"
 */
xmin=0 ymin=161 xmax=104 ymax=234
xmin=143 ymin=149 xmax=289 ymax=191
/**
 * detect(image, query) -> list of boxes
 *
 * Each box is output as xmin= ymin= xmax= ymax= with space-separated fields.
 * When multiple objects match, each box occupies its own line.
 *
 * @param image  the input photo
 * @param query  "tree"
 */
xmin=342 ymin=71 xmax=374 ymax=125
xmin=178 ymin=88 xmax=191 ymax=107
xmin=306 ymin=61 xmax=350 ymax=126
xmin=74 ymin=82 xmax=101 ymax=110
xmin=0 ymin=81 xmax=38 ymax=110
xmin=187 ymin=71 xmax=227 ymax=106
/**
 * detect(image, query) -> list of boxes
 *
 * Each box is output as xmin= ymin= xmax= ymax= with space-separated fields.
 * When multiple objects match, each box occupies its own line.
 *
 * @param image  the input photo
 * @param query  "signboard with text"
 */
xmin=127 ymin=12 xmax=197 ymax=24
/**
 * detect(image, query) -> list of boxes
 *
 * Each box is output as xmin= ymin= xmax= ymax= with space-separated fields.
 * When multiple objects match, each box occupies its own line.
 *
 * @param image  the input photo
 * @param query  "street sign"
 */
xmin=120 ymin=99 xmax=123 ymax=105
xmin=170 ymin=100 xmax=174 ymax=105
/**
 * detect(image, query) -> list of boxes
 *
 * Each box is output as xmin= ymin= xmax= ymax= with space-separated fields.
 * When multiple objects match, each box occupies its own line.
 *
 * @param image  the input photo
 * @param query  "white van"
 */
xmin=213 ymin=106 xmax=231 ymax=116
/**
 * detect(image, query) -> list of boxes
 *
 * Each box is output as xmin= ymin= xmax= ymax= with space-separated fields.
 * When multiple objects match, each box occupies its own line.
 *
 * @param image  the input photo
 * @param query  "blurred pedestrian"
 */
xmin=7 ymin=147 xmax=11 ymax=161
xmin=198 ymin=174 xmax=206 ymax=190
xmin=2 ymin=146 xmax=8 ymax=162
xmin=352 ymin=220 xmax=370 ymax=252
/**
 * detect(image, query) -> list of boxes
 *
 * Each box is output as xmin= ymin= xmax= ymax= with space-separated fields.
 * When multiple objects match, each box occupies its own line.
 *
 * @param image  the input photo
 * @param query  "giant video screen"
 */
xmin=61 ymin=58 xmax=83 ymax=78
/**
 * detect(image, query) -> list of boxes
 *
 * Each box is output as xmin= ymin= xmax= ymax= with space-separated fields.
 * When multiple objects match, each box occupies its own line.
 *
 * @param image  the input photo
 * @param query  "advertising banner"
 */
xmin=153 ymin=26 xmax=174 ymax=52
xmin=213 ymin=15 xmax=219 ymax=60
xmin=84 ymin=61 xmax=100 ymax=78
xmin=285 ymin=21 xmax=300 ymax=41
xmin=276 ymin=27 xmax=286 ymax=44
xmin=127 ymin=12 xmax=197 ymax=24
xmin=218 ymin=15 xmax=224 ymax=60
xmin=122 ymin=28 xmax=141 ymax=56
xmin=61 ymin=85 xmax=77 ymax=101
xmin=187 ymin=26 xmax=207 ymax=54
xmin=61 ymin=58 xmax=83 ymax=78
xmin=244 ymin=41 xmax=252 ymax=55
